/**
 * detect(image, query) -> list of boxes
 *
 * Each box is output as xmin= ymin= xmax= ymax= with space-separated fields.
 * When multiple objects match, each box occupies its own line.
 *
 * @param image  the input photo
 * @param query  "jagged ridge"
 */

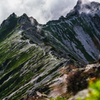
xmin=0 ymin=12 xmax=81 ymax=100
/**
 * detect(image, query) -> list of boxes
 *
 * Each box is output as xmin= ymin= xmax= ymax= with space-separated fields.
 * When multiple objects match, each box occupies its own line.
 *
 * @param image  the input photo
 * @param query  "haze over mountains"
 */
xmin=0 ymin=0 xmax=100 ymax=99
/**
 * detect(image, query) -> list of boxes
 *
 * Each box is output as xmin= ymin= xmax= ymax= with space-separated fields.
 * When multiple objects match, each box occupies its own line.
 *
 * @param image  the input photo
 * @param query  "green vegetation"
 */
xmin=50 ymin=79 xmax=100 ymax=100
xmin=0 ymin=24 xmax=66 ymax=99
xmin=78 ymin=79 xmax=100 ymax=100
xmin=86 ymin=80 xmax=100 ymax=100
xmin=51 ymin=97 xmax=67 ymax=100
xmin=0 ymin=15 xmax=18 ymax=42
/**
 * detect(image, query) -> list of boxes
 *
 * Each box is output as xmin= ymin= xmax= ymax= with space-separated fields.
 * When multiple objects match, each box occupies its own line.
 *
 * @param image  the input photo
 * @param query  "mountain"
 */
xmin=0 ymin=0 xmax=100 ymax=99
xmin=43 ymin=0 xmax=100 ymax=64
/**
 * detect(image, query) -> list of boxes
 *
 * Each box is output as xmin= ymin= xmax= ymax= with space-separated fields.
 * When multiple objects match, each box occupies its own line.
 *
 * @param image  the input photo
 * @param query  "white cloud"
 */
xmin=89 ymin=0 xmax=100 ymax=2
xmin=0 ymin=0 xmax=100 ymax=24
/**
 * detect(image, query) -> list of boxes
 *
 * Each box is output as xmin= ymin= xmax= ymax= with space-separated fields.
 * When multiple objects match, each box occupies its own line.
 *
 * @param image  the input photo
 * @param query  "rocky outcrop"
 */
xmin=45 ymin=60 xmax=100 ymax=98
xmin=69 ymin=89 xmax=89 ymax=100
xmin=67 ymin=63 xmax=100 ymax=94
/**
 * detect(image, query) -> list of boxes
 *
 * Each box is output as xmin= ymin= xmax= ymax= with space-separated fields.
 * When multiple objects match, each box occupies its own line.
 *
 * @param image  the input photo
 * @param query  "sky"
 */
xmin=0 ymin=0 xmax=100 ymax=24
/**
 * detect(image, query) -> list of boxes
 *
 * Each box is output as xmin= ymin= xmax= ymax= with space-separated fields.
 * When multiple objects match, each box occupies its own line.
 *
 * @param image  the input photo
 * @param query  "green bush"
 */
xmin=78 ymin=79 xmax=100 ymax=100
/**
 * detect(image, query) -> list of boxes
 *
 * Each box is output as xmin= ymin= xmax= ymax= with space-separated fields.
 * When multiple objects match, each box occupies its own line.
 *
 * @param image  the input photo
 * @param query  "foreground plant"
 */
xmin=78 ymin=79 xmax=100 ymax=100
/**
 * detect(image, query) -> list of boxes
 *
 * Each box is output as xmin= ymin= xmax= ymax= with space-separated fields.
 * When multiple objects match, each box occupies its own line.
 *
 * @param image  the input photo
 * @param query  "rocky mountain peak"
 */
xmin=9 ymin=12 xmax=17 ymax=18
xmin=67 ymin=0 xmax=100 ymax=17
xmin=18 ymin=13 xmax=30 ymax=24
xmin=29 ymin=17 xmax=38 ymax=26
xmin=75 ymin=0 xmax=82 ymax=9
xmin=0 ymin=13 xmax=17 ymax=28
xmin=17 ymin=13 xmax=38 ymax=27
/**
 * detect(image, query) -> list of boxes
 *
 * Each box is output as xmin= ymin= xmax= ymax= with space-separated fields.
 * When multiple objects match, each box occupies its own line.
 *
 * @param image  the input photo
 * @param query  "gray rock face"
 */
xmin=69 ymin=89 xmax=89 ymax=100
xmin=67 ymin=0 xmax=100 ymax=17
xmin=43 ymin=0 xmax=100 ymax=64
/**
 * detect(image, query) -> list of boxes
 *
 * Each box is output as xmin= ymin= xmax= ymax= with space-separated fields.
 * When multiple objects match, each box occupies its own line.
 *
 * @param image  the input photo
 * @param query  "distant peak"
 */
xmin=29 ymin=17 xmax=38 ymax=26
xmin=17 ymin=13 xmax=38 ymax=26
xmin=77 ymin=0 xmax=89 ymax=4
xmin=77 ymin=0 xmax=82 ymax=5
xmin=74 ymin=0 xmax=89 ymax=11
xmin=0 ymin=13 xmax=17 ymax=27
xmin=67 ymin=0 xmax=100 ymax=17
xmin=74 ymin=0 xmax=82 ymax=11
xmin=18 ymin=13 xmax=30 ymax=24
xmin=22 ymin=13 xmax=28 ymax=17
xmin=9 ymin=13 xmax=17 ymax=18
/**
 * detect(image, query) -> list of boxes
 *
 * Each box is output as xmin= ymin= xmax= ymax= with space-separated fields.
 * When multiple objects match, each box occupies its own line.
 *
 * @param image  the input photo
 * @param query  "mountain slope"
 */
xmin=0 ymin=14 xmax=69 ymax=100
xmin=0 ymin=0 xmax=100 ymax=99
xmin=43 ymin=0 xmax=100 ymax=63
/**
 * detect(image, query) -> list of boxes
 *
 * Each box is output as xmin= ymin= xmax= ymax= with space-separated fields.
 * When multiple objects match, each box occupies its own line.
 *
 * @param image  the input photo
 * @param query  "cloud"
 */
xmin=0 ymin=0 xmax=100 ymax=24
xmin=89 ymin=0 xmax=100 ymax=2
